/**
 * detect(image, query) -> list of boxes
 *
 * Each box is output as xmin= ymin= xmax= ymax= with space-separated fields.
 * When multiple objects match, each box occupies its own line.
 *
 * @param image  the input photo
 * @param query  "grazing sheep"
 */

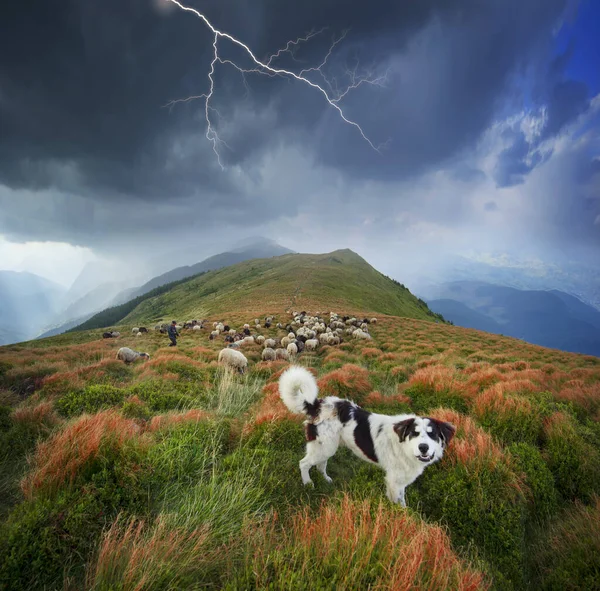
xmin=353 ymin=329 xmax=372 ymax=340
xmin=296 ymin=340 xmax=305 ymax=353
xmin=275 ymin=348 xmax=290 ymax=361
xmin=361 ymin=323 xmax=369 ymax=331
xmin=243 ymin=328 xmax=251 ymax=336
xmin=211 ymin=330 xmax=220 ymax=338
xmin=281 ymin=336 xmax=291 ymax=348
xmin=370 ymin=317 xmax=377 ymax=324
xmin=111 ymin=331 xmax=121 ymax=338
xmin=276 ymin=323 xmax=284 ymax=330
xmin=218 ymin=348 xmax=248 ymax=374
xmin=229 ymin=329 xmax=236 ymax=336
xmin=287 ymin=342 xmax=298 ymax=356
xmin=256 ymin=335 xmax=265 ymax=345
xmin=193 ymin=325 xmax=202 ymax=331
xmin=264 ymin=338 xmax=277 ymax=349
xmin=242 ymin=336 xmax=255 ymax=345
xmin=138 ymin=327 xmax=148 ymax=333
xmin=102 ymin=332 xmax=113 ymax=339
xmin=243 ymin=324 xmax=250 ymax=330
xmin=305 ymin=339 xmax=319 ymax=351
xmin=132 ymin=327 xmax=139 ymax=334
xmin=261 ymin=347 xmax=276 ymax=361
xmin=136 ymin=332 xmax=142 ymax=337
xmin=319 ymin=333 xmax=330 ymax=344
xmin=264 ymin=322 xmax=271 ymax=329
xmin=223 ymin=325 xmax=230 ymax=332
xmin=116 ymin=347 xmax=150 ymax=364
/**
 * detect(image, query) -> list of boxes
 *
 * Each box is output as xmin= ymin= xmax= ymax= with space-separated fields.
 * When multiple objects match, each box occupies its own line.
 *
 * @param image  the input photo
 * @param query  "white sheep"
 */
xmin=275 ymin=348 xmax=289 ymax=361
xmin=281 ymin=336 xmax=291 ymax=348
xmin=353 ymin=329 xmax=371 ymax=340
xmin=287 ymin=342 xmax=298 ymax=356
xmin=136 ymin=332 xmax=142 ymax=337
xmin=229 ymin=329 xmax=236 ymax=336
xmin=243 ymin=323 xmax=250 ymax=330
xmin=319 ymin=333 xmax=330 ymax=344
xmin=370 ymin=318 xmax=378 ymax=324
xmin=261 ymin=347 xmax=276 ymax=361
xmin=305 ymin=339 xmax=319 ymax=351
xmin=132 ymin=327 xmax=139 ymax=334
xmin=216 ymin=323 xmax=225 ymax=332
xmin=218 ymin=348 xmax=248 ymax=374
xmin=256 ymin=335 xmax=265 ymax=345
xmin=193 ymin=325 xmax=202 ymax=331
xmin=264 ymin=338 xmax=277 ymax=349
xmin=116 ymin=347 xmax=150 ymax=364
xmin=242 ymin=336 xmax=255 ymax=345
xmin=361 ymin=323 xmax=368 ymax=331
xmin=210 ymin=330 xmax=220 ymax=338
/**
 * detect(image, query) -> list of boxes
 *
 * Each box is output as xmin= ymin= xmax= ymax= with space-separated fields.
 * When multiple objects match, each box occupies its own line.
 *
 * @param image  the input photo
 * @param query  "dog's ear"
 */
xmin=429 ymin=418 xmax=456 ymax=447
xmin=393 ymin=418 xmax=415 ymax=441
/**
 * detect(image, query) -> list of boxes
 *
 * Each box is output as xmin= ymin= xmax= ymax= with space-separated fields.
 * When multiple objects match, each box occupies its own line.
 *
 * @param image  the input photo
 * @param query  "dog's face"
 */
xmin=394 ymin=417 xmax=456 ymax=465
xmin=140 ymin=353 xmax=150 ymax=360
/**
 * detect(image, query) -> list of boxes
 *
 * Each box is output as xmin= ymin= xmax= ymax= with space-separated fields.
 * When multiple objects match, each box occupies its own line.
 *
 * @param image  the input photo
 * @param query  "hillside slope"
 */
xmin=74 ymin=249 xmax=443 ymax=331
xmin=1 ymin=302 xmax=599 ymax=590
xmin=123 ymin=249 xmax=441 ymax=324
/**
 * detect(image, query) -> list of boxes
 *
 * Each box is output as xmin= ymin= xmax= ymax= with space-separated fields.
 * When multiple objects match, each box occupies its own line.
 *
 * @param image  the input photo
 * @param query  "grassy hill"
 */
xmin=1 ymin=253 xmax=599 ymax=590
xmin=73 ymin=249 xmax=443 ymax=331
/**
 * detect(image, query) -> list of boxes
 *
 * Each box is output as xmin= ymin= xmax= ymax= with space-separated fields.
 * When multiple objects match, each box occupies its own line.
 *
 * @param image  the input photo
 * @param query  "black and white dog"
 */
xmin=279 ymin=366 xmax=456 ymax=506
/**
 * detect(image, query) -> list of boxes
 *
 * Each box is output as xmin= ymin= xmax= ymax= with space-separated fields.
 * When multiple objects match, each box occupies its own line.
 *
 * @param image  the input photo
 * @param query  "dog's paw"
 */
xmin=302 ymin=479 xmax=314 ymax=488
xmin=323 ymin=475 xmax=333 ymax=484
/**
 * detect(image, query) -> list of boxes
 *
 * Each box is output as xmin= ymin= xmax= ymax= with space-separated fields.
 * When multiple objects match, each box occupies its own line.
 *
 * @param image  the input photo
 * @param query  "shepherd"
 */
xmin=168 ymin=320 xmax=179 ymax=347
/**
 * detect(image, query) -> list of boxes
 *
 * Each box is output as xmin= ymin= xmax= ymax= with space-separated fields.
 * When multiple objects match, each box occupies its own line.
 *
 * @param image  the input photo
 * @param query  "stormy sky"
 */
xmin=0 ymin=0 xmax=599 ymax=288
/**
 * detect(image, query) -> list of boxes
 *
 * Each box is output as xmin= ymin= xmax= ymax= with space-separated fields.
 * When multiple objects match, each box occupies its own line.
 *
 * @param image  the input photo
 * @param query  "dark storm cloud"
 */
xmin=0 ymin=0 xmax=589 ymax=250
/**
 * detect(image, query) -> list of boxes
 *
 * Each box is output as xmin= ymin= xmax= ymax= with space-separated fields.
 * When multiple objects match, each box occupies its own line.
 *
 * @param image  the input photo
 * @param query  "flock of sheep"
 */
xmin=216 ymin=311 xmax=377 ymax=374
xmin=110 ymin=310 xmax=377 ymax=375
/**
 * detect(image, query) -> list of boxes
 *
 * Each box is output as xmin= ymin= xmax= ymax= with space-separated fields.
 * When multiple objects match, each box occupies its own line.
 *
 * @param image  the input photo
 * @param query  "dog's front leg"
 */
xmin=385 ymin=475 xmax=407 ymax=507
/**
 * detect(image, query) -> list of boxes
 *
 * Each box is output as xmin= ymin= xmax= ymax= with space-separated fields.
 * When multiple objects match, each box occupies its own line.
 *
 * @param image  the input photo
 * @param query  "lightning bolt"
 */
xmin=164 ymin=0 xmax=386 ymax=168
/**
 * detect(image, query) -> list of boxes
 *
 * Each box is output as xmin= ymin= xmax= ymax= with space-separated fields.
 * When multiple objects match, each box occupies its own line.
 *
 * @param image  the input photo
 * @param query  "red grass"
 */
xmin=408 ymin=365 xmax=458 ymax=393
xmin=428 ymin=409 xmax=512 ymax=476
xmin=148 ymin=409 xmax=213 ymax=432
xmin=317 ymin=364 xmax=372 ymax=401
xmin=361 ymin=347 xmax=382 ymax=359
xmin=87 ymin=514 xmax=210 ymax=590
xmin=11 ymin=400 xmax=60 ymax=429
xmin=364 ymin=390 xmax=411 ymax=407
xmin=472 ymin=384 xmax=534 ymax=419
xmin=22 ymin=410 xmax=142 ymax=499
xmin=247 ymin=495 xmax=489 ymax=590
xmin=555 ymin=380 xmax=600 ymax=416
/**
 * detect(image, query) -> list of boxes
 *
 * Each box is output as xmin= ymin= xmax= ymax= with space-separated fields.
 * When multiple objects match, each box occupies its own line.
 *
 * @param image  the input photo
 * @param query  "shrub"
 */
xmin=532 ymin=497 xmax=600 ymax=590
xmin=126 ymin=380 xmax=203 ymax=412
xmin=413 ymin=409 xmax=528 ymax=588
xmin=230 ymin=495 xmax=489 ymax=590
xmin=543 ymin=412 xmax=600 ymax=502
xmin=472 ymin=385 xmax=545 ymax=446
xmin=509 ymin=443 xmax=559 ymax=524
xmin=0 ymin=491 xmax=109 ymax=591
xmin=56 ymin=385 xmax=125 ymax=417
xmin=21 ymin=411 xmax=141 ymax=499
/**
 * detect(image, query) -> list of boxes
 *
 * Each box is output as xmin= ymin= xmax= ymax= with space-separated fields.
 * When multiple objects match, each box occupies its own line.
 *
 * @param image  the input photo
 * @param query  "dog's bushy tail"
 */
xmin=279 ymin=365 xmax=319 ymax=415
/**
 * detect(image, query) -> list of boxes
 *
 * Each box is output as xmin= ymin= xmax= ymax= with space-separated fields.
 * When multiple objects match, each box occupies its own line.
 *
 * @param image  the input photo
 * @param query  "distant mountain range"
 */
xmin=112 ymin=238 xmax=294 ymax=303
xmin=414 ymin=254 xmax=600 ymax=311
xmin=37 ymin=238 xmax=294 ymax=340
xmin=424 ymin=281 xmax=600 ymax=356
